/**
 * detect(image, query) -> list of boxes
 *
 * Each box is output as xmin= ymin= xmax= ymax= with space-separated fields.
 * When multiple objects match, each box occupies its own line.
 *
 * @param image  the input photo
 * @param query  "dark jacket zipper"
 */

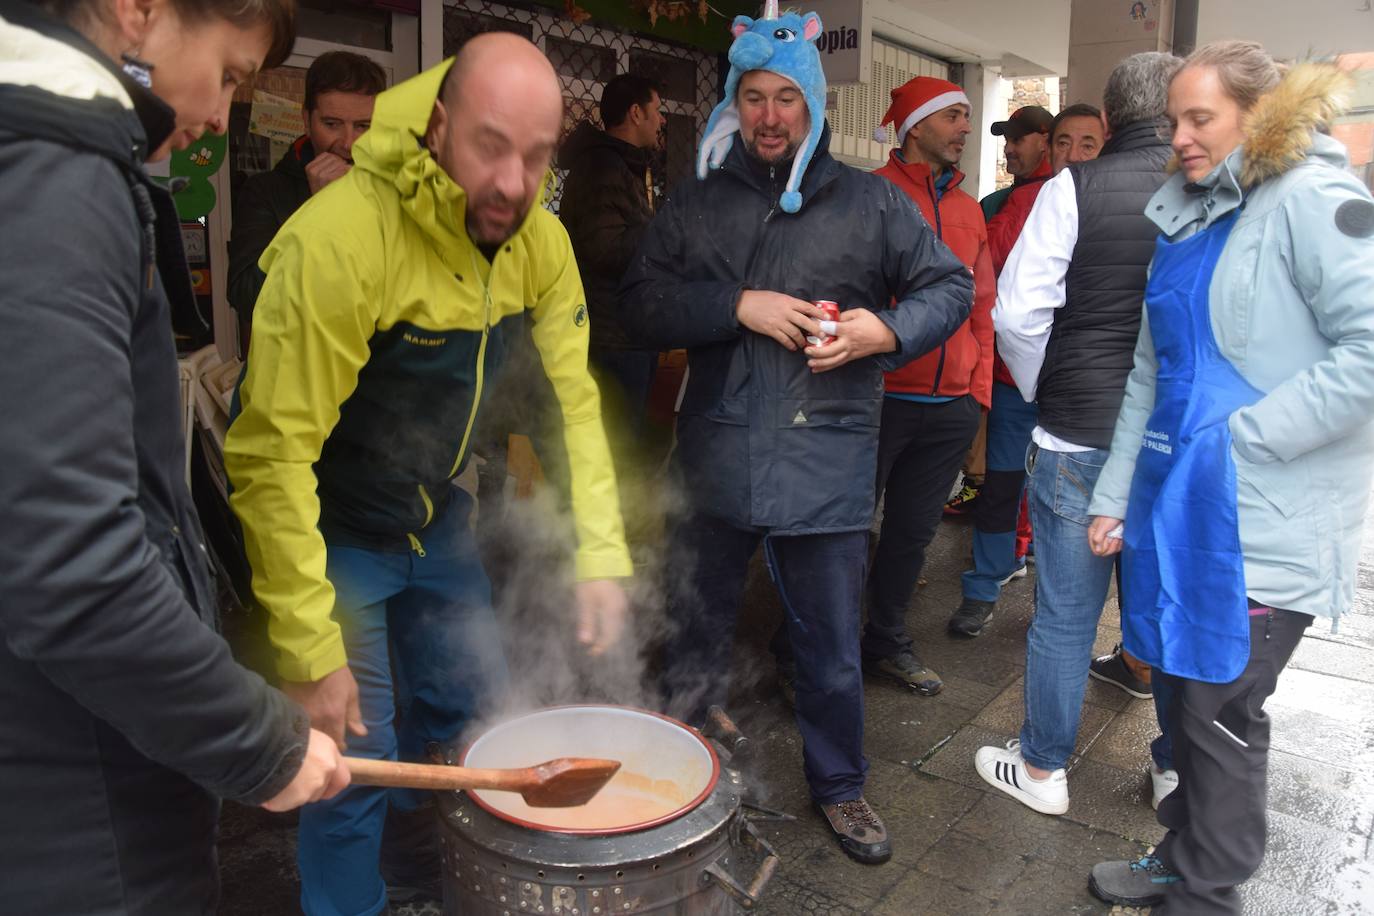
xmin=926 ymin=174 xmax=949 ymax=395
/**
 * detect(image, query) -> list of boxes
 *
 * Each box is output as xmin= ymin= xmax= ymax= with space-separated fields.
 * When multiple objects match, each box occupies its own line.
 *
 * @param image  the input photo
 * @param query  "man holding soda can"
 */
xmin=620 ymin=1 xmax=971 ymax=867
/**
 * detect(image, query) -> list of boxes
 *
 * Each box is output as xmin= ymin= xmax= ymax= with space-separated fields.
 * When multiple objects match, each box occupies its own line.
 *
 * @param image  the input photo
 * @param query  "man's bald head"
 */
xmin=427 ymin=34 xmax=565 ymax=246
xmin=443 ymin=32 xmax=559 ymax=110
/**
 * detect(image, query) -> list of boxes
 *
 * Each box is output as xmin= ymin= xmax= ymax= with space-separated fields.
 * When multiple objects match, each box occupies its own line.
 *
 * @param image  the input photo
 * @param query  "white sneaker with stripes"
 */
xmin=974 ymin=739 xmax=1069 ymax=815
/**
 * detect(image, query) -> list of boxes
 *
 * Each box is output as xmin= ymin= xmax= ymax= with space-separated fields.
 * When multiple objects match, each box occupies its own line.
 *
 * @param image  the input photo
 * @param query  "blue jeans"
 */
xmin=963 ymin=382 xmax=1039 ymax=602
xmin=298 ymin=497 xmax=508 ymax=916
xmin=1019 ymin=443 xmax=1116 ymax=772
xmin=662 ymin=512 xmax=868 ymax=804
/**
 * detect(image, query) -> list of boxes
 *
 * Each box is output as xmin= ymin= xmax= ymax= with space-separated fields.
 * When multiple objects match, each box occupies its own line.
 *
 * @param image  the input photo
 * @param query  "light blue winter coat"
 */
xmin=1090 ymin=65 xmax=1374 ymax=624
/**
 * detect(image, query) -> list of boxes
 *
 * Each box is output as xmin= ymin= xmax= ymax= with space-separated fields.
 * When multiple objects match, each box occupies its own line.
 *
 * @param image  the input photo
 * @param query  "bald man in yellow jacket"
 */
xmin=225 ymin=37 xmax=631 ymax=915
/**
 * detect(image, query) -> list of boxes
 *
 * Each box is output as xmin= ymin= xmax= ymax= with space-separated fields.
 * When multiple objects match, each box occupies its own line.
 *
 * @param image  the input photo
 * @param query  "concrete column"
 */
xmin=959 ymin=63 xmax=1003 ymax=200
xmin=1066 ymin=0 xmax=1174 ymax=108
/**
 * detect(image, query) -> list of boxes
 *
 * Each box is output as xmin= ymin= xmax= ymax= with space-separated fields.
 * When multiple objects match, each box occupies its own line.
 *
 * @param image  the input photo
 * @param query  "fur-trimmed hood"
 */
xmin=1149 ymin=62 xmax=1356 ymax=237
xmin=1166 ymin=62 xmax=1353 ymax=187
xmin=1238 ymin=62 xmax=1352 ymax=187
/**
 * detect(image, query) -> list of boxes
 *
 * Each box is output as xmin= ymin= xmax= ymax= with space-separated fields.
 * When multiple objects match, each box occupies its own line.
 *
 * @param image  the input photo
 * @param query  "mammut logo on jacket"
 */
xmin=574 ymin=304 xmax=588 ymax=327
xmin=403 ymin=332 xmax=448 ymax=347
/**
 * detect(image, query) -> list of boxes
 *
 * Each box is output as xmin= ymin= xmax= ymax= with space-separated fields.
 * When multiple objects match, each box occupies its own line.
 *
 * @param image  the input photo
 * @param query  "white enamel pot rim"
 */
xmin=458 ymin=704 xmax=721 ymax=835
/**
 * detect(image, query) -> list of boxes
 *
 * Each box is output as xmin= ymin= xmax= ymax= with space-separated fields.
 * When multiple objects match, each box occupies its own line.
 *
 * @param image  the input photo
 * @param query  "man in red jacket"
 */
xmin=860 ymin=77 xmax=996 ymax=693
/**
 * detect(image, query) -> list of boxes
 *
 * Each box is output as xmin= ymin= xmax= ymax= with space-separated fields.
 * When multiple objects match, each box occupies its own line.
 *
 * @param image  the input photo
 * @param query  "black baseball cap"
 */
xmin=991 ymin=106 xmax=1054 ymax=140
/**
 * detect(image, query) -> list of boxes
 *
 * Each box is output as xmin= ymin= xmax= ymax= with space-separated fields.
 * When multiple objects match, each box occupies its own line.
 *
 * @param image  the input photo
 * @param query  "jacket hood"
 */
xmin=350 ymin=59 xmax=466 ymax=257
xmin=558 ymin=121 xmax=651 ymax=172
xmin=0 ymin=5 xmax=174 ymax=165
xmin=1239 ymin=62 xmax=1351 ymax=187
xmin=1165 ymin=62 xmax=1353 ymax=188
xmin=1148 ymin=63 xmax=1355 ymax=237
xmin=349 ymin=58 xmax=553 ymax=267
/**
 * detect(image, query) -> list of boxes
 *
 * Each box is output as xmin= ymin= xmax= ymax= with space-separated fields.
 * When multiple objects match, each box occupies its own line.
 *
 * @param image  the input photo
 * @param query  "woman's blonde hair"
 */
xmin=1177 ymin=40 xmax=1282 ymax=112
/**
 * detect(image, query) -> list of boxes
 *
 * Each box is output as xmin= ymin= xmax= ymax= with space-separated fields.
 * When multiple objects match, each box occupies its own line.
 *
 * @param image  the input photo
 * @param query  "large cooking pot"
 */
xmin=439 ymin=705 xmax=778 ymax=914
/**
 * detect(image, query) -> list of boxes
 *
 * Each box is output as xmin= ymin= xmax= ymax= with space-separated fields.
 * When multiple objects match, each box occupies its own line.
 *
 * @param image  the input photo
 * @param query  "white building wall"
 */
xmin=1195 ymin=1 xmax=1374 ymax=59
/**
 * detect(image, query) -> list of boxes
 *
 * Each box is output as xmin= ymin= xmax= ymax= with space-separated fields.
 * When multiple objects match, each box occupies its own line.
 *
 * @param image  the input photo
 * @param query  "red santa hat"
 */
xmin=876 ymin=76 xmax=970 ymax=144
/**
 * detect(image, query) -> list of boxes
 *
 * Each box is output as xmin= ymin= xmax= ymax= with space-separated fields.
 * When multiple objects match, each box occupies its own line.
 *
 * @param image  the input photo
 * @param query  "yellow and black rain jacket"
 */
xmin=224 ymin=60 xmax=631 ymax=682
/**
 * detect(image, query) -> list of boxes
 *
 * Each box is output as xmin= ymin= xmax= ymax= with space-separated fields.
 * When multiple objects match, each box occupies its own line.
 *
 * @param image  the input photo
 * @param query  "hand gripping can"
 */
xmin=806 ymin=299 xmax=841 ymax=347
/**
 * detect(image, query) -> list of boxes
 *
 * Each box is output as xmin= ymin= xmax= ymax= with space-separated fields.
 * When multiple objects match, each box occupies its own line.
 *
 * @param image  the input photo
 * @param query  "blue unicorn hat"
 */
xmin=695 ymin=0 xmax=826 ymax=213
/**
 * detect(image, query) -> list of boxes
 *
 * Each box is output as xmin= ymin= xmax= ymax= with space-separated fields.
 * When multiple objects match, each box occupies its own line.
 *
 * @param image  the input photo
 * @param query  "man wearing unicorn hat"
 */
xmin=621 ymin=1 xmax=973 ymax=865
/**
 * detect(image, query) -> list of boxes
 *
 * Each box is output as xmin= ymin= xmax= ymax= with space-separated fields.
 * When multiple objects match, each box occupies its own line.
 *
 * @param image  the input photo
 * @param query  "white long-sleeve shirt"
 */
xmin=991 ymin=168 xmax=1093 ymax=452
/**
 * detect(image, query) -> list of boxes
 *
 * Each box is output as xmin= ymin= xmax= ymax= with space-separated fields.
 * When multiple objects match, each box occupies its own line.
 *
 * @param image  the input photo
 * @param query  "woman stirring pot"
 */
xmin=0 ymin=2 xmax=348 ymax=912
xmin=1082 ymin=41 xmax=1374 ymax=913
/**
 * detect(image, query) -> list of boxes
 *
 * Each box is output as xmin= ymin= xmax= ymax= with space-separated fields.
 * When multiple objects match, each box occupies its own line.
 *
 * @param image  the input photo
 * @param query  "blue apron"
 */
xmin=1121 ymin=210 xmax=1262 ymax=684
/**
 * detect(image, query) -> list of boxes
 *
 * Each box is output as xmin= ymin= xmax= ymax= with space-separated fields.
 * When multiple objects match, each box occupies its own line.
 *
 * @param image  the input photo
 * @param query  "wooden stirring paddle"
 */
xmin=345 ymin=756 xmax=622 ymax=807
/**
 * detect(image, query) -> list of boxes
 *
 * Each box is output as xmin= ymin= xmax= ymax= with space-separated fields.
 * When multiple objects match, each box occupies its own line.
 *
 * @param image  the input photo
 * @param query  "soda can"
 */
xmin=806 ymin=299 xmax=841 ymax=347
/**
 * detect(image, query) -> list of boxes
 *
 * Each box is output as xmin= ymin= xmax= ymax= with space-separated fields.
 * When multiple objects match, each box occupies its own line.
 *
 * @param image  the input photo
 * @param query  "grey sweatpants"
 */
xmin=1154 ymin=607 xmax=1312 ymax=915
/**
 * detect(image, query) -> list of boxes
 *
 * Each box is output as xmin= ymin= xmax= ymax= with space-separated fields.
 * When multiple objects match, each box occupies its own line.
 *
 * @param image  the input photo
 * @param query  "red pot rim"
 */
xmin=457 ymin=704 xmax=721 ymax=836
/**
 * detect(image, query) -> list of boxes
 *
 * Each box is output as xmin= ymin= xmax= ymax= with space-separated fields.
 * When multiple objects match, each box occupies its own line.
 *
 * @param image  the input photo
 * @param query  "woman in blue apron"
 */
xmin=1082 ymin=41 xmax=1374 ymax=914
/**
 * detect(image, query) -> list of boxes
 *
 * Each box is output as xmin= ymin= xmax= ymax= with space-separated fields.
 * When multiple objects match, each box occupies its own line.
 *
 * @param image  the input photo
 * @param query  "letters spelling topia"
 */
xmin=815 ymin=27 xmax=859 ymax=54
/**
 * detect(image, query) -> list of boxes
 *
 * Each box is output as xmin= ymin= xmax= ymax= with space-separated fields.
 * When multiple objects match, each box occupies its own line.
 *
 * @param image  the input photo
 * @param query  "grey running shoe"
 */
xmin=862 ymin=649 xmax=943 ymax=696
xmin=1088 ymin=854 xmax=1181 ymax=906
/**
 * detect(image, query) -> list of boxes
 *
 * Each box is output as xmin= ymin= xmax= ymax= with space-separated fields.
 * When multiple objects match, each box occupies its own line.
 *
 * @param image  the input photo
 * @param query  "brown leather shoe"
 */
xmin=817 ymin=797 xmax=892 ymax=864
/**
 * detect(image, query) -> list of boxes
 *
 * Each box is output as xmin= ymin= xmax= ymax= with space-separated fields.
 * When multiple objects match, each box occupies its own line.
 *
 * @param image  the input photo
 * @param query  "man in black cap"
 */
xmin=944 ymin=104 xmax=1053 ymax=637
xmin=984 ymin=105 xmax=1054 ymax=264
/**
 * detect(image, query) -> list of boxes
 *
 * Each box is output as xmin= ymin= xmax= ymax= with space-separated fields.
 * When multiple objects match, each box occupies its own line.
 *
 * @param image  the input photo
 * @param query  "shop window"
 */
xmin=546 ymin=36 xmax=618 ymax=83
xmin=628 ymin=49 xmax=695 ymax=104
xmin=443 ymin=7 xmax=535 ymax=55
xmin=298 ymin=0 xmax=392 ymax=50
xmin=227 ymin=66 xmax=307 ymax=202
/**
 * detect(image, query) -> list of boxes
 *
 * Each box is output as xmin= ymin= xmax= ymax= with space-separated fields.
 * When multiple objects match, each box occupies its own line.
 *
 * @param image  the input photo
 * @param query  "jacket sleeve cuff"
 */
xmin=575 ymin=550 xmax=634 ymax=581
xmin=1087 ymin=491 xmax=1129 ymax=519
xmin=276 ymin=635 xmax=349 ymax=683
xmin=225 ymin=705 xmax=311 ymax=807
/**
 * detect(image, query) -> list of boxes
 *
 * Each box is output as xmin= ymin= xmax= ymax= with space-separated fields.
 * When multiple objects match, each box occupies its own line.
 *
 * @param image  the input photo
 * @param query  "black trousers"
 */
xmin=1155 ymin=607 xmax=1312 ymax=915
xmin=862 ymin=395 xmax=981 ymax=658
xmin=662 ymin=511 xmax=870 ymax=803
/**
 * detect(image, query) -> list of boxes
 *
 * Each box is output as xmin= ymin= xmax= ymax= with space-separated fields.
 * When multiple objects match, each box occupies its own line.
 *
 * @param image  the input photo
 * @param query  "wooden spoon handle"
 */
xmin=345 ymin=757 xmax=530 ymax=792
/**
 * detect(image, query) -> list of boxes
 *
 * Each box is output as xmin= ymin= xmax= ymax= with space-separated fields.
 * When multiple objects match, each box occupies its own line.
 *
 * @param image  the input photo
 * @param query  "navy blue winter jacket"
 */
xmin=621 ymin=126 xmax=973 ymax=533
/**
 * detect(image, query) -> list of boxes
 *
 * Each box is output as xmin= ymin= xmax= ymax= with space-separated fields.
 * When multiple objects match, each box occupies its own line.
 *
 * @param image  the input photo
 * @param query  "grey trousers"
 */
xmin=1154 ymin=607 xmax=1312 ymax=915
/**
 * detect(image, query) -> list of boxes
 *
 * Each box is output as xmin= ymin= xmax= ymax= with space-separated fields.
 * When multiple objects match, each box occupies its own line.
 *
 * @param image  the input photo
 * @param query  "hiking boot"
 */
xmin=863 ymin=649 xmax=942 ymax=696
xmin=816 ymin=797 xmax=892 ymax=865
xmin=1089 ymin=644 xmax=1153 ymax=699
xmin=1088 ymin=854 xmax=1181 ymax=906
xmin=948 ymin=597 xmax=995 ymax=637
xmin=943 ymin=479 xmax=981 ymax=517
xmin=974 ymin=739 xmax=1069 ymax=815
xmin=1150 ymin=764 xmax=1179 ymax=810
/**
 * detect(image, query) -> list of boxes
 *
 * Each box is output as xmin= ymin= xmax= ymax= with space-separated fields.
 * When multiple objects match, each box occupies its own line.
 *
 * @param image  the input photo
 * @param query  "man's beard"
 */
xmin=465 ymin=189 xmax=528 ymax=246
xmin=745 ymin=131 xmax=801 ymax=164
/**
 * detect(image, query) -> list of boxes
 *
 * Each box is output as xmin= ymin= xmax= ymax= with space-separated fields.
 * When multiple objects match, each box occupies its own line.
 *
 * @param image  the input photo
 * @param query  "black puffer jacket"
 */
xmin=558 ymin=121 xmax=654 ymax=351
xmin=228 ymin=134 xmax=313 ymax=334
xmin=621 ymin=125 xmax=973 ymax=533
xmin=1035 ymin=120 xmax=1172 ymax=449
xmin=0 ymin=8 xmax=308 ymax=913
